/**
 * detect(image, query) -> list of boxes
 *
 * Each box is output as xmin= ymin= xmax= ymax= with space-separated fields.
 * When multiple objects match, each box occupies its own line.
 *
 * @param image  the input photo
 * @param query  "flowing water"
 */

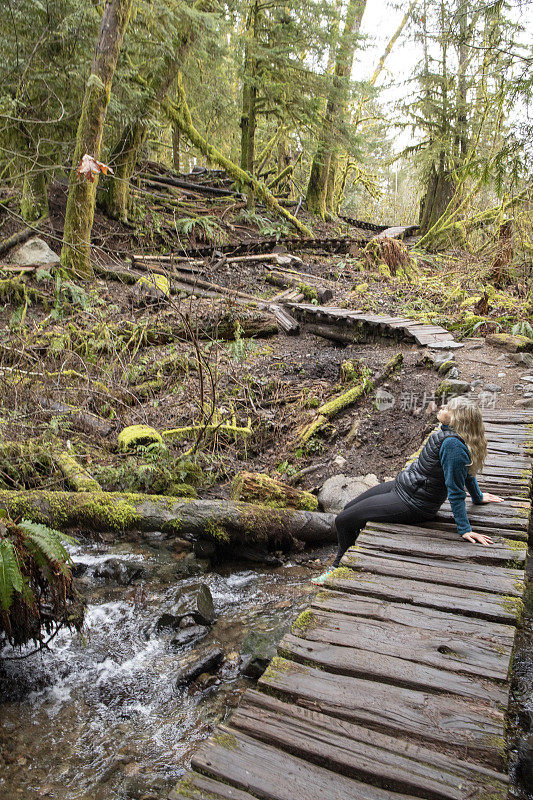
xmin=0 ymin=538 xmax=322 ymax=800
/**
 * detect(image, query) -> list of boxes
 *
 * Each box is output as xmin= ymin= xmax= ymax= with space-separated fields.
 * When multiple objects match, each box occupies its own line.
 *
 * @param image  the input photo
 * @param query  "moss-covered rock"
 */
xmin=230 ymin=471 xmax=318 ymax=511
xmin=435 ymin=378 xmax=471 ymax=397
xmin=118 ymin=425 xmax=163 ymax=451
xmin=487 ymin=333 xmax=533 ymax=353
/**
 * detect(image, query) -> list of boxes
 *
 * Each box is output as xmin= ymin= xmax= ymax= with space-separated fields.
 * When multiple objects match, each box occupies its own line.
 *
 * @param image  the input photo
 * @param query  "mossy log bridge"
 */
xmin=289 ymin=302 xmax=462 ymax=348
xmin=174 ymin=408 xmax=533 ymax=800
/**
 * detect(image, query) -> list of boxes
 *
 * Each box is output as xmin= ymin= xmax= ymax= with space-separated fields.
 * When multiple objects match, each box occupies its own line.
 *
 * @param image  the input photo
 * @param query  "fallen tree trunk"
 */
xmin=306 ymin=324 xmax=355 ymax=346
xmin=266 ymin=270 xmax=333 ymax=303
xmin=0 ymin=491 xmax=336 ymax=551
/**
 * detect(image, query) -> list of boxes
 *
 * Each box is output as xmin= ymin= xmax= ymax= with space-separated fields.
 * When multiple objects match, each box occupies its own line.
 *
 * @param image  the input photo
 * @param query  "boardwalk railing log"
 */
xmin=173 ymin=408 xmax=532 ymax=800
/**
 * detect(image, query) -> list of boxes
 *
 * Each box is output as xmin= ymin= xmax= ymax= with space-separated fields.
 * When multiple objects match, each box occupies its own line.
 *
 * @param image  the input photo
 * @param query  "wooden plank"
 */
xmin=259 ymin=658 xmax=506 ymax=767
xmin=310 ymin=589 xmax=515 ymax=643
xmin=286 ymin=608 xmax=512 ymax=682
xmin=435 ymin=507 xmax=529 ymax=533
xmin=342 ymin=550 xmax=524 ymax=595
xmin=280 ymin=633 xmax=507 ymax=701
xmin=358 ymin=527 xmax=526 ymax=566
xmin=192 ymin=725 xmax=419 ymax=800
xmin=368 ymin=518 xmax=529 ymax=542
xmin=231 ymin=691 xmax=508 ymax=800
xmin=171 ymin=772 xmax=259 ymax=800
xmin=319 ymin=568 xmax=521 ymax=624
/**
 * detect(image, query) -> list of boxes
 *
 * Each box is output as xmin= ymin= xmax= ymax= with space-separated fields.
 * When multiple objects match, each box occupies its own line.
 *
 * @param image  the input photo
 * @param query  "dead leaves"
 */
xmin=76 ymin=154 xmax=113 ymax=183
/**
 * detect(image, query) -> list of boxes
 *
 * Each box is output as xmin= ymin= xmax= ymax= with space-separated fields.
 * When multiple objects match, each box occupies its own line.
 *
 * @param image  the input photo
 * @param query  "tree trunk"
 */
xmin=172 ymin=125 xmax=180 ymax=171
xmin=21 ymin=170 xmax=49 ymax=222
xmin=0 ymin=491 xmax=336 ymax=552
xmin=99 ymin=120 xmax=145 ymax=221
xmin=240 ymin=0 xmax=260 ymax=207
xmin=98 ymin=0 xmax=211 ymax=221
xmin=61 ymin=0 xmax=133 ymax=278
xmin=306 ymin=0 xmax=367 ymax=219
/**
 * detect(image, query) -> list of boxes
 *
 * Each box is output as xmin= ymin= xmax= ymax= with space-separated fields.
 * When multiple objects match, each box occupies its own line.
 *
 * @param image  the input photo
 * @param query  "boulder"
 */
xmin=447 ymin=366 xmax=459 ymax=379
xmin=156 ymin=582 xmax=216 ymax=631
xmin=318 ymin=473 xmax=379 ymax=513
xmin=437 ymin=360 xmax=455 ymax=375
xmin=487 ymin=333 xmax=533 ymax=353
xmin=514 ymin=397 xmax=533 ymax=408
xmin=169 ymin=625 xmax=209 ymax=649
xmin=10 ymin=237 xmax=60 ymax=266
xmin=241 ymin=623 xmax=288 ymax=679
xmin=509 ymin=353 xmax=533 ymax=368
xmin=91 ymin=558 xmax=144 ymax=585
xmin=133 ymin=274 xmax=170 ymax=305
xmin=374 ymin=388 xmax=395 ymax=411
xmin=175 ymin=646 xmax=224 ymax=687
xmin=435 ymin=378 xmax=471 ymax=397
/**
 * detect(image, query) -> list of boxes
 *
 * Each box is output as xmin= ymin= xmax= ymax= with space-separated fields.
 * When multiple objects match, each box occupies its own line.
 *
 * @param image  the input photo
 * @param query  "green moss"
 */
xmin=506 ymin=538 xmax=527 ymax=551
xmin=261 ymin=656 xmax=300 ymax=683
xmin=212 ymin=732 xmax=238 ymax=750
xmin=291 ymin=609 xmax=317 ymax=635
xmin=352 ymin=282 xmax=368 ymax=294
xmin=230 ymin=472 xmax=318 ymax=511
xmin=378 ymin=262 xmax=391 ymax=278
xmin=298 ymin=283 xmax=318 ymax=302
xmin=135 ymin=274 xmax=170 ymax=297
xmin=167 ymin=483 xmax=197 ymax=498
xmin=318 ymin=377 xmax=373 ymax=418
xmin=437 ymin=359 xmax=455 ymax=375
xmin=118 ymin=425 xmax=163 ymax=451
xmin=500 ymin=595 xmax=524 ymax=621
xmin=328 ymin=566 xmax=356 ymax=581
xmin=204 ymin=518 xmax=229 ymax=543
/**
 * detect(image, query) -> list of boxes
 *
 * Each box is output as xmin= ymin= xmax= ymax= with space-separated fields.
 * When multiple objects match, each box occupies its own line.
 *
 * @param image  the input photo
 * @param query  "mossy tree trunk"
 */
xmin=60 ymin=0 xmax=134 ymax=279
xmin=99 ymin=0 xmax=212 ymax=222
xmin=306 ymin=0 xmax=367 ymax=220
xmin=240 ymin=0 xmax=261 ymax=208
xmin=0 ymin=491 xmax=336 ymax=552
xmin=21 ymin=169 xmax=49 ymax=222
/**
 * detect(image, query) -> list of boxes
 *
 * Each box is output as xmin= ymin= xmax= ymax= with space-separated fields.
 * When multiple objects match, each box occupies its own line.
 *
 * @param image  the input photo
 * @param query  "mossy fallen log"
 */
xmin=0 ymin=491 xmax=336 ymax=551
xmin=118 ymin=425 xmax=163 ymax=451
xmin=317 ymin=376 xmax=373 ymax=417
xmin=0 ymin=438 xmax=100 ymax=492
xmin=230 ymin=472 xmax=318 ymax=511
xmin=162 ymin=418 xmax=252 ymax=443
xmin=293 ymin=353 xmax=400 ymax=447
xmin=49 ymin=443 xmax=101 ymax=492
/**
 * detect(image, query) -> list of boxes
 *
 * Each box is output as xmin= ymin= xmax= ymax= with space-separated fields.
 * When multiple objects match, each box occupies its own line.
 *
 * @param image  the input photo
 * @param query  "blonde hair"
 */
xmin=446 ymin=396 xmax=487 ymax=475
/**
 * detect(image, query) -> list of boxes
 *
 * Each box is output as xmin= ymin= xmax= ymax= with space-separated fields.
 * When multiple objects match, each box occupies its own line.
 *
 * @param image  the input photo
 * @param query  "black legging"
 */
xmin=332 ymin=480 xmax=431 ymax=567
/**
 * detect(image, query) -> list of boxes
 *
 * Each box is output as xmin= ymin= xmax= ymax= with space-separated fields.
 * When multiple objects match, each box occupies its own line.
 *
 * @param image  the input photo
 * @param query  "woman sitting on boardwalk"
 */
xmin=312 ymin=396 xmax=504 ymax=585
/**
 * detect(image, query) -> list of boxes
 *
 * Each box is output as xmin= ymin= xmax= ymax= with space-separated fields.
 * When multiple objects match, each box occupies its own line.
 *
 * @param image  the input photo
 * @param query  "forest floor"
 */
xmin=0 ymin=173 xmax=531 ymax=528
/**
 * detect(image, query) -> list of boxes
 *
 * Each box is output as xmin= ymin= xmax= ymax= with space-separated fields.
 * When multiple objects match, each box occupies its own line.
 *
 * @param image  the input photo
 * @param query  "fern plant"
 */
xmin=0 ymin=513 xmax=82 ymax=648
xmin=512 ymin=320 xmax=533 ymax=340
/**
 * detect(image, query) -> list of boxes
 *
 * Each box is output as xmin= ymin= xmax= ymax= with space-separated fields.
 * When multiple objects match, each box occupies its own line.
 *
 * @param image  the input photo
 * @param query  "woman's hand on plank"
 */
xmin=480 ymin=492 xmax=504 ymax=503
xmin=462 ymin=531 xmax=493 ymax=546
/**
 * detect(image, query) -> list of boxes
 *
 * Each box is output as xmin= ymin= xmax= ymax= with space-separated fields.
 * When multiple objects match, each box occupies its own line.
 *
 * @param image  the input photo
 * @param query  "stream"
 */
xmin=0 ymin=537 xmax=322 ymax=800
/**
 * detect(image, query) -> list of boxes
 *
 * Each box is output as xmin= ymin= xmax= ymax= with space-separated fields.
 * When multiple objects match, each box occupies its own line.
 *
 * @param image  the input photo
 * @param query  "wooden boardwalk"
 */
xmin=173 ymin=409 xmax=532 ymax=800
xmin=287 ymin=302 xmax=463 ymax=348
